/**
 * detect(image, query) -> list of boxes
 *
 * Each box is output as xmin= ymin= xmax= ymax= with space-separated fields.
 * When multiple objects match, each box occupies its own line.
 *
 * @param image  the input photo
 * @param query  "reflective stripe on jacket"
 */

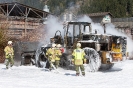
xmin=72 ymin=48 xmax=85 ymax=65
xmin=4 ymin=46 xmax=14 ymax=58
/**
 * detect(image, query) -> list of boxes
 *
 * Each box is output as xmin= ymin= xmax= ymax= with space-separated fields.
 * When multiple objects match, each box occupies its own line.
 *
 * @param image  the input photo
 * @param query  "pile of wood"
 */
xmin=20 ymin=24 xmax=46 ymax=42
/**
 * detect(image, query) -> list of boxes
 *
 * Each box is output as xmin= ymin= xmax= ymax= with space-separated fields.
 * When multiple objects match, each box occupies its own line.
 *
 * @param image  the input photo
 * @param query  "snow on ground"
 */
xmin=0 ymin=60 xmax=133 ymax=88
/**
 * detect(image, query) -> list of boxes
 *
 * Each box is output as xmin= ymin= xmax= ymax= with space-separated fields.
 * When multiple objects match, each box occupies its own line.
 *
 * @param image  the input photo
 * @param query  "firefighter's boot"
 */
xmin=76 ymin=73 xmax=79 ymax=76
xmin=82 ymin=73 xmax=85 ymax=76
xmin=6 ymin=66 xmax=8 ymax=69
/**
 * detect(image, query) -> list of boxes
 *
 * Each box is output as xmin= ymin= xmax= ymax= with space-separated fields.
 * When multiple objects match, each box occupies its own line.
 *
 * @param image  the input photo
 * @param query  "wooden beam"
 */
xmin=0 ymin=6 xmax=6 ymax=14
xmin=30 ymin=9 xmax=43 ymax=18
xmin=8 ymin=4 xmax=16 ymax=16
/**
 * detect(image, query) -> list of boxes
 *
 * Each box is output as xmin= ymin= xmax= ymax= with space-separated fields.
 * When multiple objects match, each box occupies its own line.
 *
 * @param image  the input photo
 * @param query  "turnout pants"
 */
xmin=49 ymin=61 xmax=55 ymax=70
xmin=6 ymin=57 xmax=14 ymax=67
xmin=55 ymin=60 xmax=60 ymax=68
xmin=75 ymin=65 xmax=85 ymax=75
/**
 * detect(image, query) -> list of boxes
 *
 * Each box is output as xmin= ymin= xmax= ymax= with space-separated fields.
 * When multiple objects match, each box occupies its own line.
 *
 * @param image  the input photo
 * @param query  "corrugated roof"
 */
xmin=88 ymin=12 xmax=113 ymax=17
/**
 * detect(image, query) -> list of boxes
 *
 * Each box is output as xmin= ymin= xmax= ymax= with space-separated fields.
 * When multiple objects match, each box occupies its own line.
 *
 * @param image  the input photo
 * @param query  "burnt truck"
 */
xmin=36 ymin=22 xmax=128 ymax=71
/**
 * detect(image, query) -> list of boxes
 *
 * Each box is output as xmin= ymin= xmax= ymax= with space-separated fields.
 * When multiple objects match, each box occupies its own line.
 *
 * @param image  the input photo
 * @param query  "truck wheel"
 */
xmin=37 ymin=53 xmax=48 ymax=68
xmin=35 ymin=48 xmax=44 ymax=68
xmin=83 ymin=47 xmax=101 ymax=72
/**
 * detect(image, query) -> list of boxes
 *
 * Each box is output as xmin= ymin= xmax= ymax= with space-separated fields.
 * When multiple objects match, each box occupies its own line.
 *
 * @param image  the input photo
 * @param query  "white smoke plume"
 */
xmin=78 ymin=15 xmax=133 ymax=58
xmin=39 ymin=15 xmax=64 ymax=47
xmin=39 ymin=14 xmax=133 ymax=58
xmin=106 ymin=23 xmax=133 ymax=57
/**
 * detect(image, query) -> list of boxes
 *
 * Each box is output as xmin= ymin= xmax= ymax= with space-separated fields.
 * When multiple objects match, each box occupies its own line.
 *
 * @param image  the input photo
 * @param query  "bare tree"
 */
xmin=0 ymin=15 xmax=11 ymax=63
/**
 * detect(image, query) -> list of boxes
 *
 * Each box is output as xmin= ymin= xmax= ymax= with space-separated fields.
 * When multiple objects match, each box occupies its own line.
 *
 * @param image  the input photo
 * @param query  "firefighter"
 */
xmin=4 ymin=41 xmax=14 ymax=69
xmin=55 ymin=44 xmax=62 ymax=68
xmin=46 ymin=43 xmax=56 ymax=70
xmin=72 ymin=43 xmax=86 ymax=76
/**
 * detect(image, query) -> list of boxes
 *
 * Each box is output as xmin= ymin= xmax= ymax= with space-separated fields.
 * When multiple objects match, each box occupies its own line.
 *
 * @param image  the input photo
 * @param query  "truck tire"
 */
xmin=39 ymin=53 xmax=49 ymax=68
xmin=36 ymin=52 xmax=48 ymax=68
xmin=35 ymin=47 xmax=50 ymax=68
xmin=83 ymin=47 xmax=101 ymax=72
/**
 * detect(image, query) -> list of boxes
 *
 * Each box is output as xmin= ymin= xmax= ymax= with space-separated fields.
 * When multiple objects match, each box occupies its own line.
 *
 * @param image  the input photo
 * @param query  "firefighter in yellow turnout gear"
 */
xmin=46 ymin=44 xmax=56 ymax=70
xmin=4 ymin=41 xmax=14 ymax=69
xmin=72 ymin=43 xmax=86 ymax=76
xmin=55 ymin=44 xmax=62 ymax=68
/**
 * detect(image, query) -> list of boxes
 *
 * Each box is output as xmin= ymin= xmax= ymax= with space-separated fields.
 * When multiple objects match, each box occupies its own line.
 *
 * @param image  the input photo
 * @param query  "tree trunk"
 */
xmin=0 ymin=49 xmax=5 ymax=63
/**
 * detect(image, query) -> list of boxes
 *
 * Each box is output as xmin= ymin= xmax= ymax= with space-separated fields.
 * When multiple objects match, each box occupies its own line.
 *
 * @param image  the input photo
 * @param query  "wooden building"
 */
xmin=0 ymin=2 xmax=49 ymax=63
xmin=0 ymin=2 xmax=49 ymax=39
xmin=88 ymin=12 xmax=113 ymax=23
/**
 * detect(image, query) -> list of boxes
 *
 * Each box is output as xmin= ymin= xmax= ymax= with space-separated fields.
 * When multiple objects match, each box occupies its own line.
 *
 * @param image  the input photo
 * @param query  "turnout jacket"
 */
xmin=72 ymin=48 xmax=86 ymax=65
xmin=4 ymin=46 xmax=14 ymax=58
xmin=46 ymin=48 xmax=56 ymax=62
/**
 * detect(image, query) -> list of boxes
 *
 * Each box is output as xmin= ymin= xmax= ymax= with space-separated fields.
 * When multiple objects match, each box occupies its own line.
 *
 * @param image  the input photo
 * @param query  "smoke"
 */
xmin=106 ymin=23 xmax=133 ymax=57
xmin=39 ymin=15 xmax=64 ymax=46
xmin=39 ymin=14 xmax=133 ymax=58
xmin=78 ymin=15 xmax=133 ymax=57
xmin=77 ymin=15 xmax=104 ymax=33
xmin=78 ymin=15 xmax=92 ymax=22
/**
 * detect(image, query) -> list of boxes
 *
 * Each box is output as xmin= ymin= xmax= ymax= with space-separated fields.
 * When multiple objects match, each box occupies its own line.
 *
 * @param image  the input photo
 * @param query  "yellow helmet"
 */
xmin=8 ymin=41 xmax=13 ymax=45
xmin=57 ymin=44 xmax=61 ymax=48
xmin=77 ymin=43 xmax=81 ymax=47
xmin=52 ymin=43 xmax=56 ymax=48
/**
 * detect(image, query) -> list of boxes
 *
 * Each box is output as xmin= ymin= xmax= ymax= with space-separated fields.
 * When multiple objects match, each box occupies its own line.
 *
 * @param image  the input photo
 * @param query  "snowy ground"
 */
xmin=0 ymin=60 xmax=133 ymax=88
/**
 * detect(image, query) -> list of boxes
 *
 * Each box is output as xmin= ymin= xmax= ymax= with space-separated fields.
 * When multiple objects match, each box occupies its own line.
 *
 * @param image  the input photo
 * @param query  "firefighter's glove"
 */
xmin=83 ymin=59 xmax=87 ymax=64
